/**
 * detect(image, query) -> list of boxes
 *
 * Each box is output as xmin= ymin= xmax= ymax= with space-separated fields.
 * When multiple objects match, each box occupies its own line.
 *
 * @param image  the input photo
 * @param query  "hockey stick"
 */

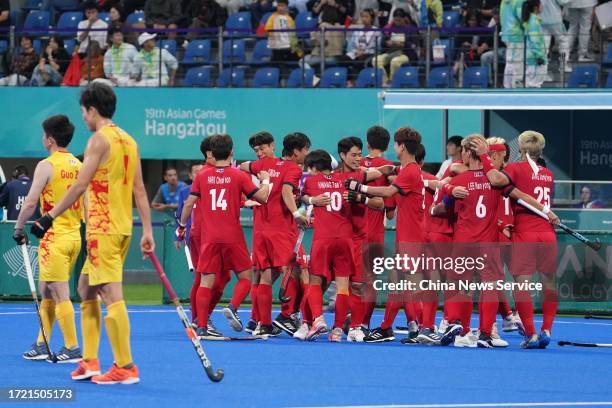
xmin=517 ymin=199 xmax=602 ymax=251
xmin=184 ymin=245 xmax=194 ymax=273
xmin=0 ymin=164 xmax=6 ymax=222
xmin=200 ymin=335 xmax=268 ymax=341
xmin=585 ymin=314 xmax=612 ymax=320
xmin=148 ymin=252 xmax=224 ymax=382
xmin=21 ymin=244 xmax=56 ymax=363
xmin=279 ymin=205 xmax=313 ymax=303
xmin=558 ymin=340 xmax=612 ymax=348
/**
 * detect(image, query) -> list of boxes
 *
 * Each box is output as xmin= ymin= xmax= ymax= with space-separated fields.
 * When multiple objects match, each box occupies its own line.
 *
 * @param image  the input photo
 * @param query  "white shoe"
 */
xmin=438 ymin=318 xmax=449 ymax=335
xmin=454 ymin=333 xmax=477 ymax=348
xmin=491 ymin=322 xmax=509 ymax=347
xmin=306 ymin=316 xmax=328 ymax=341
xmin=293 ymin=323 xmax=309 ymax=341
xmin=347 ymin=327 xmax=366 ymax=342
xmin=329 ymin=327 xmax=343 ymax=342
xmin=502 ymin=314 xmax=518 ymax=332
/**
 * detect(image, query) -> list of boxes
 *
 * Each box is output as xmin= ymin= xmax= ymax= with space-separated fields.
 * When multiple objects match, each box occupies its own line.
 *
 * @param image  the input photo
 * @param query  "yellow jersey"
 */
xmin=40 ymin=150 xmax=83 ymax=240
xmin=87 ymin=124 xmax=138 ymax=236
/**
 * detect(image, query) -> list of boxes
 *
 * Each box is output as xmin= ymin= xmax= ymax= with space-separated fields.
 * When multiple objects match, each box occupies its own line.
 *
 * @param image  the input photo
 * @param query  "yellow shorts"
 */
xmin=82 ymin=234 xmax=131 ymax=286
xmin=38 ymin=237 xmax=81 ymax=282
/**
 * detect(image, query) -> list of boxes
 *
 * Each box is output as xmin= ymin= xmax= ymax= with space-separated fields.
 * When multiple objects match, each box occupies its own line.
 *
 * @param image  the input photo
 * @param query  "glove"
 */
xmin=175 ymin=224 xmax=186 ymax=242
xmin=344 ymin=178 xmax=368 ymax=193
xmin=346 ymin=191 xmax=368 ymax=205
xmin=12 ymin=228 xmax=28 ymax=245
xmin=30 ymin=214 xmax=54 ymax=239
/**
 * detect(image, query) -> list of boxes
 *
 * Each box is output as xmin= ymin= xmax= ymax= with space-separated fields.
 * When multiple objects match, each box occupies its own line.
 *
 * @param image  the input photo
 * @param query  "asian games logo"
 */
xmin=2 ymin=245 xmax=38 ymax=280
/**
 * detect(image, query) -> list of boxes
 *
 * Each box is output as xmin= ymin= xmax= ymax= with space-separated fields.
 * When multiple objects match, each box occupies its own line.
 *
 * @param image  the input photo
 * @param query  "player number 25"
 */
xmin=210 ymin=188 xmax=228 ymax=211
xmin=534 ymin=186 xmax=551 ymax=207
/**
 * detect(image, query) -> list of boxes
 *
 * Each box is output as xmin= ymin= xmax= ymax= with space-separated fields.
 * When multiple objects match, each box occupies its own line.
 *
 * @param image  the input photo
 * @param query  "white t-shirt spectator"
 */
xmin=77 ymin=19 xmax=109 ymax=53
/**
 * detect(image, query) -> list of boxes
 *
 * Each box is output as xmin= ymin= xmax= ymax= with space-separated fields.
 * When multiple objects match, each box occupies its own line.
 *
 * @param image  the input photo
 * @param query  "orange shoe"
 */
xmin=91 ymin=363 xmax=140 ymax=385
xmin=71 ymin=359 xmax=101 ymax=381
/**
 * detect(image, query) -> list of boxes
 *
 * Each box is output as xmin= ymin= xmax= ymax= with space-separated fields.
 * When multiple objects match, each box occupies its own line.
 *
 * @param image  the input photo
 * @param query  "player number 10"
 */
xmin=325 ymin=192 xmax=342 ymax=212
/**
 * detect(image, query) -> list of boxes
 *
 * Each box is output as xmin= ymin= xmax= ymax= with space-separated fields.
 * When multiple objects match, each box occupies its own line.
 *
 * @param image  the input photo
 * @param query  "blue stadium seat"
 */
xmin=391 ymin=66 xmax=419 ymax=88
xmin=286 ymin=67 xmax=314 ymax=87
xmin=295 ymin=12 xmax=317 ymax=38
xmin=606 ymin=72 xmax=612 ymax=88
xmin=24 ymin=11 xmax=50 ymax=35
xmin=98 ymin=12 xmax=111 ymax=25
xmin=64 ymin=38 xmax=75 ymax=55
xmin=320 ymin=67 xmax=347 ymax=88
xmin=182 ymin=39 xmax=211 ymax=64
xmin=184 ymin=66 xmax=213 ymax=87
xmin=159 ymin=39 xmax=177 ymax=57
xmin=252 ymin=67 xmax=280 ymax=87
xmin=56 ymin=11 xmax=82 ymax=37
xmin=22 ymin=0 xmax=43 ymax=12
xmin=126 ymin=11 xmax=145 ymax=25
xmin=463 ymin=66 xmax=488 ymax=88
xmin=0 ymin=40 xmax=8 ymax=54
xmin=603 ymin=44 xmax=612 ymax=67
xmin=217 ymin=67 xmax=247 ymax=87
xmin=226 ymin=11 xmax=252 ymax=35
xmin=427 ymin=67 xmax=454 ymax=88
xmin=261 ymin=12 xmax=273 ymax=26
xmin=568 ymin=65 xmax=598 ymax=88
xmin=250 ymin=39 xmax=271 ymax=65
xmin=355 ymin=67 xmax=384 ymax=88
xmin=443 ymin=11 xmax=461 ymax=28
xmin=222 ymin=39 xmax=246 ymax=64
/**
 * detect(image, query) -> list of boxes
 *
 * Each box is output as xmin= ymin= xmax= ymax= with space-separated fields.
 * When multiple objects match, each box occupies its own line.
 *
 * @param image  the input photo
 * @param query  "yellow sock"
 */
xmin=55 ymin=301 xmax=78 ymax=349
xmin=80 ymin=300 xmax=101 ymax=361
xmin=37 ymin=299 xmax=55 ymax=345
xmin=104 ymin=301 xmax=133 ymax=368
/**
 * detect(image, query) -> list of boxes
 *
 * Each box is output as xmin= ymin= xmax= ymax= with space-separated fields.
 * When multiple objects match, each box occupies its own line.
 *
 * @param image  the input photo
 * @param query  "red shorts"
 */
xmin=310 ymin=238 xmax=354 ymax=282
xmin=510 ymin=230 xmax=557 ymax=276
xmin=252 ymin=230 xmax=297 ymax=270
xmin=198 ymin=242 xmax=252 ymax=275
xmin=297 ymin=244 xmax=308 ymax=269
xmin=425 ymin=232 xmax=453 ymax=265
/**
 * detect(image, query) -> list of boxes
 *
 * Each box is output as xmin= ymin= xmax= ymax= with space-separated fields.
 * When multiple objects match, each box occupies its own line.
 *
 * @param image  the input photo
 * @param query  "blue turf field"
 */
xmin=1 ymin=303 xmax=612 ymax=408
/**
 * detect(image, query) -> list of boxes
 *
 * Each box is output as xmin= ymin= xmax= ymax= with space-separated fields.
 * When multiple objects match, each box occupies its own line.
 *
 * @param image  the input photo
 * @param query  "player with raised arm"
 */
xmin=31 ymin=83 xmax=154 ymax=384
xmin=14 ymin=115 xmax=83 ymax=363
xmin=179 ymin=134 xmax=270 ymax=338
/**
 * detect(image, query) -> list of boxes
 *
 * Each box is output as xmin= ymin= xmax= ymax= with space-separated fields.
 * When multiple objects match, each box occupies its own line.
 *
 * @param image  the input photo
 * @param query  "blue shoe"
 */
xmin=245 ymin=319 xmax=257 ymax=334
xmin=440 ymin=323 xmax=463 ymax=346
xmin=538 ymin=330 xmax=551 ymax=349
xmin=520 ymin=334 xmax=540 ymax=349
xmin=53 ymin=346 xmax=82 ymax=363
xmin=23 ymin=343 xmax=49 ymax=361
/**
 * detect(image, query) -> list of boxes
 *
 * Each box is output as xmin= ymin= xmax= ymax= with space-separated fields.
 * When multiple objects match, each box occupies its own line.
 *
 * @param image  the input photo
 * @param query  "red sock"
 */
xmin=498 ymin=290 xmax=513 ymax=318
xmin=514 ymin=289 xmax=536 ymax=336
xmin=300 ymin=283 xmax=312 ymax=324
xmin=257 ymin=283 xmax=273 ymax=325
xmin=250 ymin=284 xmax=259 ymax=322
xmin=209 ymin=283 xmax=225 ymax=316
xmin=444 ymin=290 xmax=460 ymax=322
xmin=460 ymin=299 xmax=473 ymax=335
xmin=196 ymin=286 xmax=212 ymax=328
xmin=381 ymin=294 xmax=402 ymax=330
xmin=281 ymin=276 xmax=299 ymax=318
xmin=349 ymin=291 xmax=365 ymax=328
xmin=308 ymin=284 xmax=323 ymax=319
xmin=478 ymin=290 xmax=498 ymax=336
xmin=421 ymin=290 xmax=438 ymax=329
xmin=190 ymin=272 xmax=202 ymax=323
xmin=230 ymin=278 xmax=251 ymax=310
xmin=334 ymin=293 xmax=350 ymax=329
xmin=443 ymin=299 xmax=449 ymax=321
xmin=541 ymin=289 xmax=558 ymax=333
xmin=363 ymin=302 xmax=376 ymax=327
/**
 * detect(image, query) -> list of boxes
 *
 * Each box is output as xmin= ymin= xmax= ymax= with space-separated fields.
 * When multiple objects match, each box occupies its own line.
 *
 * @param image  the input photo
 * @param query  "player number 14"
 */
xmin=210 ymin=188 xmax=228 ymax=211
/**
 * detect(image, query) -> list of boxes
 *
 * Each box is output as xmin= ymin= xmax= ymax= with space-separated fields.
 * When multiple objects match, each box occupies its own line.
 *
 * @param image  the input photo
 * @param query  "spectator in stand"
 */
xmin=453 ymin=9 xmax=492 ymax=71
xmin=31 ymin=36 xmax=71 ymax=86
xmin=151 ymin=167 xmax=186 ymax=212
xmin=102 ymin=28 xmax=138 ymax=86
xmin=419 ymin=0 xmax=442 ymax=28
xmin=145 ymin=0 xmax=182 ymax=39
xmin=479 ymin=9 xmax=505 ymax=83
xmin=0 ymin=165 xmax=40 ymax=221
xmin=522 ymin=0 xmax=546 ymax=87
xmin=80 ymin=40 xmax=106 ymax=85
xmin=308 ymin=0 xmax=354 ymax=24
xmin=435 ymin=135 xmax=462 ymax=178
xmin=575 ymin=185 xmax=605 ymax=208
xmin=566 ymin=0 xmax=596 ymax=61
xmin=77 ymin=1 xmax=109 ymax=55
xmin=371 ymin=8 xmax=418 ymax=84
xmin=132 ymin=32 xmax=178 ymax=86
xmin=466 ymin=0 xmax=500 ymax=21
xmin=266 ymin=0 xmax=302 ymax=65
xmin=352 ymin=0 xmax=378 ymax=22
xmin=541 ymin=0 xmax=570 ymax=75
xmin=216 ymin=0 xmax=248 ymax=15
xmin=107 ymin=4 xmax=126 ymax=34
xmin=0 ymin=0 xmax=9 ymax=29
xmin=382 ymin=0 xmax=419 ymax=26
xmin=0 ymin=36 xmax=38 ymax=86
xmin=337 ymin=8 xmax=381 ymax=81
xmin=184 ymin=0 xmax=227 ymax=41
xmin=251 ymin=0 xmax=276 ymax=28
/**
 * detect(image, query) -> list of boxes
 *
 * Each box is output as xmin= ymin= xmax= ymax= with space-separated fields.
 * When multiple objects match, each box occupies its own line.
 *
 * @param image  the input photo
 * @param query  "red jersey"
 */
xmin=303 ymin=172 xmax=353 ymax=240
xmin=497 ymin=196 xmax=514 ymax=242
xmin=191 ymin=163 xmax=215 ymax=239
xmin=335 ymin=169 xmax=368 ymax=240
xmin=191 ymin=166 xmax=259 ymax=244
xmin=421 ymin=171 xmax=438 ymax=232
xmin=451 ymin=170 xmax=500 ymax=243
xmin=361 ymin=156 xmax=394 ymax=241
xmin=391 ymin=162 xmax=425 ymax=243
xmin=503 ymin=161 xmax=554 ymax=233
xmin=428 ymin=160 xmax=462 ymax=235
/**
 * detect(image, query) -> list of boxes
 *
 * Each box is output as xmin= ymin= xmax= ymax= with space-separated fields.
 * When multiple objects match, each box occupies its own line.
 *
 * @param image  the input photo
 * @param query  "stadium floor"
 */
xmin=1 ymin=304 xmax=611 ymax=408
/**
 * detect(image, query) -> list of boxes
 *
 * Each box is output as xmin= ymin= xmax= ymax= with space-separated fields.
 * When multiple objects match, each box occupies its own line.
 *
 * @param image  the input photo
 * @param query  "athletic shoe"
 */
xmin=343 ymin=313 xmax=351 ymax=335
xmin=520 ymin=334 xmax=540 ymax=349
xmin=293 ymin=323 xmax=310 ymax=341
xmin=23 ymin=343 xmax=49 ymax=361
xmin=491 ymin=323 xmax=509 ymax=347
xmin=273 ymin=314 xmax=298 ymax=336
xmin=364 ymin=327 xmax=395 ymax=343
xmin=207 ymin=321 xmax=223 ymax=338
xmin=416 ymin=328 xmax=441 ymax=345
xmin=454 ymin=333 xmax=477 ymax=348
xmin=438 ymin=318 xmax=449 ymax=335
xmin=190 ymin=322 xmax=197 ymax=330
xmin=271 ymin=325 xmax=282 ymax=336
xmin=329 ymin=327 xmax=343 ymax=342
xmin=502 ymin=315 xmax=518 ymax=332
xmin=91 ymin=363 xmax=140 ymax=385
xmin=440 ymin=323 xmax=463 ymax=346
xmin=222 ymin=304 xmax=243 ymax=332
xmin=538 ymin=330 xmax=551 ymax=349
xmin=53 ymin=346 xmax=82 ymax=363
xmin=245 ymin=319 xmax=257 ymax=334
xmin=477 ymin=332 xmax=494 ymax=348
xmin=253 ymin=324 xmax=276 ymax=337
xmin=196 ymin=327 xmax=209 ymax=339
xmin=306 ymin=316 xmax=328 ymax=341
xmin=408 ymin=320 xmax=419 ymax=337
xmin=290 ymin=312 xmax=301 ymax=329
xmin=347 ymin=327 xmax=366 ymax=342
xmin=71 ymin=359 xmax=101 ymax=381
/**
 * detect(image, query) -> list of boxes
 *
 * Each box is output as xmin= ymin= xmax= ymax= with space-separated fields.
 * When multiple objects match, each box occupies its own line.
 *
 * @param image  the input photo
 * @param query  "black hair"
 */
xmin=366 ymin=125 xmax=390 ymax=151
xmin=392 ymin=8 xmax=406 ymax=18
xmin=394 ymin=127 xmax=422 ymax=155
xmin=80 ymin=82 xmax=116 ymax=119
xmin=277 ymin=0 xmax=288 ymax=5
xmin=108 ymin=26 xmax=124 ymax=36
xmin=415 ymin=143 xmax=426 ymax=164
xmin=82 ymin=0 xmax=99 ymax=11
xmin=305 ymin=150 xmax=332 ymax=172
xmin=209 ymin=134 xmax=233 ymax=161
xmin=503 ymin=142 xmax=511 ymax=163
xmin=282 ymin=132 xmax=311 ymax=157
xmin=49 ymin=36 xmax=64 ymax=48
xmin=110 ymin=4 xmax=124 ymax=20
xmin=12 ymin=165 xmax=28 ymax=178
xmin=522 ymin=0 xmax=540 ymax=23
xmin=164 ymin=167 xmax=177 ymax=175
xmin=42 ymin=115 xmax=75 ymax=148
xmin=337 ymin=136 xmax=363 ymax=156
xmin=200 ymin=136 xmax=212 ymax=157
xmin=249 ymin=131 xmax=274 ymax=148
xmin=447 ymin=135 xmax=463 ymax=148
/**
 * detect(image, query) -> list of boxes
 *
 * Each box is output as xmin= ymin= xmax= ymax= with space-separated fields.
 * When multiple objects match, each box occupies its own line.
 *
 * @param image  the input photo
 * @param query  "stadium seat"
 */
xmin=443 ymin=11 xmax=461 ymax=28
xmin=98 ymin=12 xmax=111 ymax=25
xmin=64 ymin=39 xmax=75 ymax=55
xmin=23 ymin=11 xmax=50 ymax=35
xmin=463 ymin=66 xmax=488 ymax=88
xmin=252 ymin=67 xmax=280 ymax=87
xmin=250 ymin=39 xmax=271 ymax=65
xmin=606 ymin=72 xmax=612 ymax=88
xmin=603 ymin=44 xmax=612 ymax=67
xmin=261 ymin=12 xmax=273 ymax=26
xmin=295 ymin=11 xmax=317 ymax=38
xmin=431 ymin=38 xmax=452 ymax=65
xmin=184 ymin=66 xmax=214 ymax=87
xmin=427 ymin=67 xmax=454 ymax=88
xmin=355 ymin=67 xmax=384 ymax=88
xmin=391 ymin=66 xmax=419 ymax=88
xmin=21 ymin=0 xmax=43 ymax=12
xmin=222 ymin=39 xmax=246 ymax=64
xmin=286 ymin=67 xmax=314 ymax=87
xmin=126 ymin=11 xmax=145 ymax=25
xmin=0 ymin=40 xmax=8 ymax=54
xmin=568 ymin=65 xmax=599 ymax=88
xmin=56 ymin=11 xmax=82 ymax=37
xmin=182 ymin=39 xmax=211 ymax=64
xmin=320 ymin=67 xmax=347 ymax=88
xmin=226 ymin=11 xmax=252 ymax=36
xmin=159 ymin=39 xmax=177 ymax=57
xmin=217 ymin=67 xmax=247 ymax=87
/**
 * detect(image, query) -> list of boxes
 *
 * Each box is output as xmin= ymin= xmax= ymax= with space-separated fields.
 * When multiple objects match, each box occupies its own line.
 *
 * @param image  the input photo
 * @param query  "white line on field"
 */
xmin=290 ymin=402 xmax=612 ymax=408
